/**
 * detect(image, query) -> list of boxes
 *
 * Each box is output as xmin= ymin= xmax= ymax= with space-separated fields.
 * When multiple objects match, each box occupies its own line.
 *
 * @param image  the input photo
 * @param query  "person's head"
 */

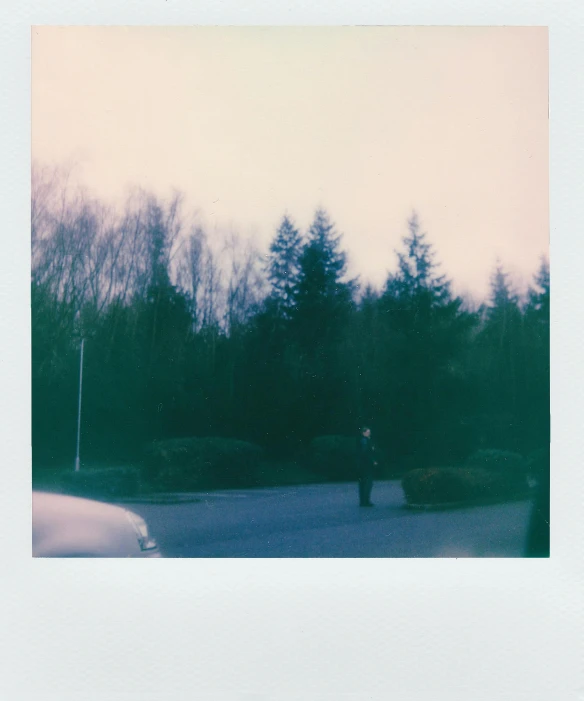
xmin=361 ymin=426 xmax=371 ymax=438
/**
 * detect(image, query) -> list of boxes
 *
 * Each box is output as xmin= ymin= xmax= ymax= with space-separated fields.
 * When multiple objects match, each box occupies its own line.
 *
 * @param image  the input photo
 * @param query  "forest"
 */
xmin=31 ymin=164 xmax=550 ymax=483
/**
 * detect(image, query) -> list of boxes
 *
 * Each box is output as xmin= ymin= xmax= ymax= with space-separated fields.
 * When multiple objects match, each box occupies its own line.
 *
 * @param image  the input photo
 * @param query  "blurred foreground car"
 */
xmin=32 ymin=491 xmax=162 ymax=558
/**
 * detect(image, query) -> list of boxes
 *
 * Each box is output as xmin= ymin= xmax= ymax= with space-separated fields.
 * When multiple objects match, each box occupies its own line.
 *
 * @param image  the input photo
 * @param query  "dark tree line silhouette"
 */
xmin=31 ymin=165 xmax=550 ymax=477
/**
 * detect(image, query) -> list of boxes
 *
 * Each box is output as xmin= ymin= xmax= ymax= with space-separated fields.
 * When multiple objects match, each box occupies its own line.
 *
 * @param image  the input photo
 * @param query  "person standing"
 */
xmin=357 ymin=426 xmax=377 ymax=507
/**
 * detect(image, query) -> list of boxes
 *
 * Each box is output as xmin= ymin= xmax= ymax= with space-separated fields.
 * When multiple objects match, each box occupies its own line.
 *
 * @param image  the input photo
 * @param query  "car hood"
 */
xmin=32 ymin=491 xmax=153 ymax=557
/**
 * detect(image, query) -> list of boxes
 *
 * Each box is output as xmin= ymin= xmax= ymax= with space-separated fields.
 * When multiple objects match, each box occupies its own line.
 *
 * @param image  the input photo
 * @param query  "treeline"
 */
xmin=31 ymin=165 xmax=549 ymax=475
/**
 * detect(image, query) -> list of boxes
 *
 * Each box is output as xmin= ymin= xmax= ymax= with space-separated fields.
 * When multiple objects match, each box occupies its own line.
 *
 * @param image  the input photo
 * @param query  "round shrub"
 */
xmin=308 ymin=435 xmax=358 ymax=482
xmin=143 ymin=437 xmax=265 ymax=491
xmin=401 ymin=465 xmax=527 ymax=506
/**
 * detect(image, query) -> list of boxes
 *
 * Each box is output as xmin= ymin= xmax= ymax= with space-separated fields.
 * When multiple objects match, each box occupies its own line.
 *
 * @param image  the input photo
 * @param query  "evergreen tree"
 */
xmin=385 ymin=212 xmax=451 ymax=305
xmin=382 ymin=212 xmax=472 ymax=353
xmin=293 ymin=208 xmax=354 ymax=352
xmin=266 ymin=214 xmax=303 ymax=321
xmin=526 ymin=256 xmax=550 ymax=323
xmin=486 ymin=262 xmax=520 ymax=325
xmin=473 ymin=261 xmax=525 ymax=451
xmin=379 ymin=212 xmax=476 ymax=465
xmin=283 ymin=208 xmax=355 ymax=438
xmin=523 ymin=257 xmax=550 ymax=451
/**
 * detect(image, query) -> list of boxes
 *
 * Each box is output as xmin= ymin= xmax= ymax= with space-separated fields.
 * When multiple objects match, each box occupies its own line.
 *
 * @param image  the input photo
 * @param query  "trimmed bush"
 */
xmin=60 ymin=466 xmax=140 ymax=500
xmin=143 ymin=437 xmax=265 ymax=491
xmin=308 ymin=435 xmax=358 ymax=482
xmin=402 ymin=465 xmax=527 ymax=506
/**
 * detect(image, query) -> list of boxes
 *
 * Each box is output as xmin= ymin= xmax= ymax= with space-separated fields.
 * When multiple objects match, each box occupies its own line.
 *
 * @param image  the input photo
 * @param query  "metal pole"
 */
xmin=74 ymin=337 xmax=85 ymax=472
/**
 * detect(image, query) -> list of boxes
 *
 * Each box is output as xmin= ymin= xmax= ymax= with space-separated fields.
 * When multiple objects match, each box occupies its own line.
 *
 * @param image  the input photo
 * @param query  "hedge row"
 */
xmin=143 ymin=434 xmax=364 ymax=490
xmin=53 ymin=435 xmax=355 ymax=498
xmin=143 ymin=437 xmax=265 ymax=490
xmin=54 ymin=440 xmax=539 ymax=500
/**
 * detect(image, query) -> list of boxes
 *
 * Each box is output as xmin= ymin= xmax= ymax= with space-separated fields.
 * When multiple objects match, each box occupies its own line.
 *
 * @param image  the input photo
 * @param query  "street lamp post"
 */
xmin=74 ymin=337 xmax=85 ymax=472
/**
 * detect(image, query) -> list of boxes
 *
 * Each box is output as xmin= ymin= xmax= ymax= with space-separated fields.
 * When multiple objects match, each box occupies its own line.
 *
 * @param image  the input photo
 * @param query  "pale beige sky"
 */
xmin=32 ymin=26 xmax=548 ymax=300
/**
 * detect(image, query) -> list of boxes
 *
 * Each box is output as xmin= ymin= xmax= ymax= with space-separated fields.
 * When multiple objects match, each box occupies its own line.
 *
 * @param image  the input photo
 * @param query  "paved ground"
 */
xmin=122 ymin=480 xmax=533 ymax=558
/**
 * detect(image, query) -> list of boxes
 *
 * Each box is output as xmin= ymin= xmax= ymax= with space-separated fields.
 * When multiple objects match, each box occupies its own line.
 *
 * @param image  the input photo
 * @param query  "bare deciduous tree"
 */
xmin=176 ymin=226 xmax=207 ymax=331
xmin=222 ymin=231 xmax=267 ymax=336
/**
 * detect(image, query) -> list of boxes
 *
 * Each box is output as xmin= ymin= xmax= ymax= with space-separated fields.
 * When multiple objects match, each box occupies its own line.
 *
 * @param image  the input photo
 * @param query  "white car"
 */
xmin=32 ymin=491 xmax=162 ymax=558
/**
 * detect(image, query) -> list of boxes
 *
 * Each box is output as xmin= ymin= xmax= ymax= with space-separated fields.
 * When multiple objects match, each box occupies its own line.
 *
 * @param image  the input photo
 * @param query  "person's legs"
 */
xmin=359 ymin=471 xmax=374 ymax=506
xmin=358 ymin=475 xmax=366 ymax=505
xmin=363 ymin=472 xmax=373 ymax=505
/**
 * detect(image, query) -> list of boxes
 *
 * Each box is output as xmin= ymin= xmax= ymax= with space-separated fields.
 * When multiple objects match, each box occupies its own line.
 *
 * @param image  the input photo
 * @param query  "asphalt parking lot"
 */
xmin=123 ymin=480 xmax=533 ymax=557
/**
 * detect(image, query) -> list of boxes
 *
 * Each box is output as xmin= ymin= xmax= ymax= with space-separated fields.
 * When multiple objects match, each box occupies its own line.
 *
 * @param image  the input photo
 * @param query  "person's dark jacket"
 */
xmin=357 ymin=436 xmax=376 ymax=476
